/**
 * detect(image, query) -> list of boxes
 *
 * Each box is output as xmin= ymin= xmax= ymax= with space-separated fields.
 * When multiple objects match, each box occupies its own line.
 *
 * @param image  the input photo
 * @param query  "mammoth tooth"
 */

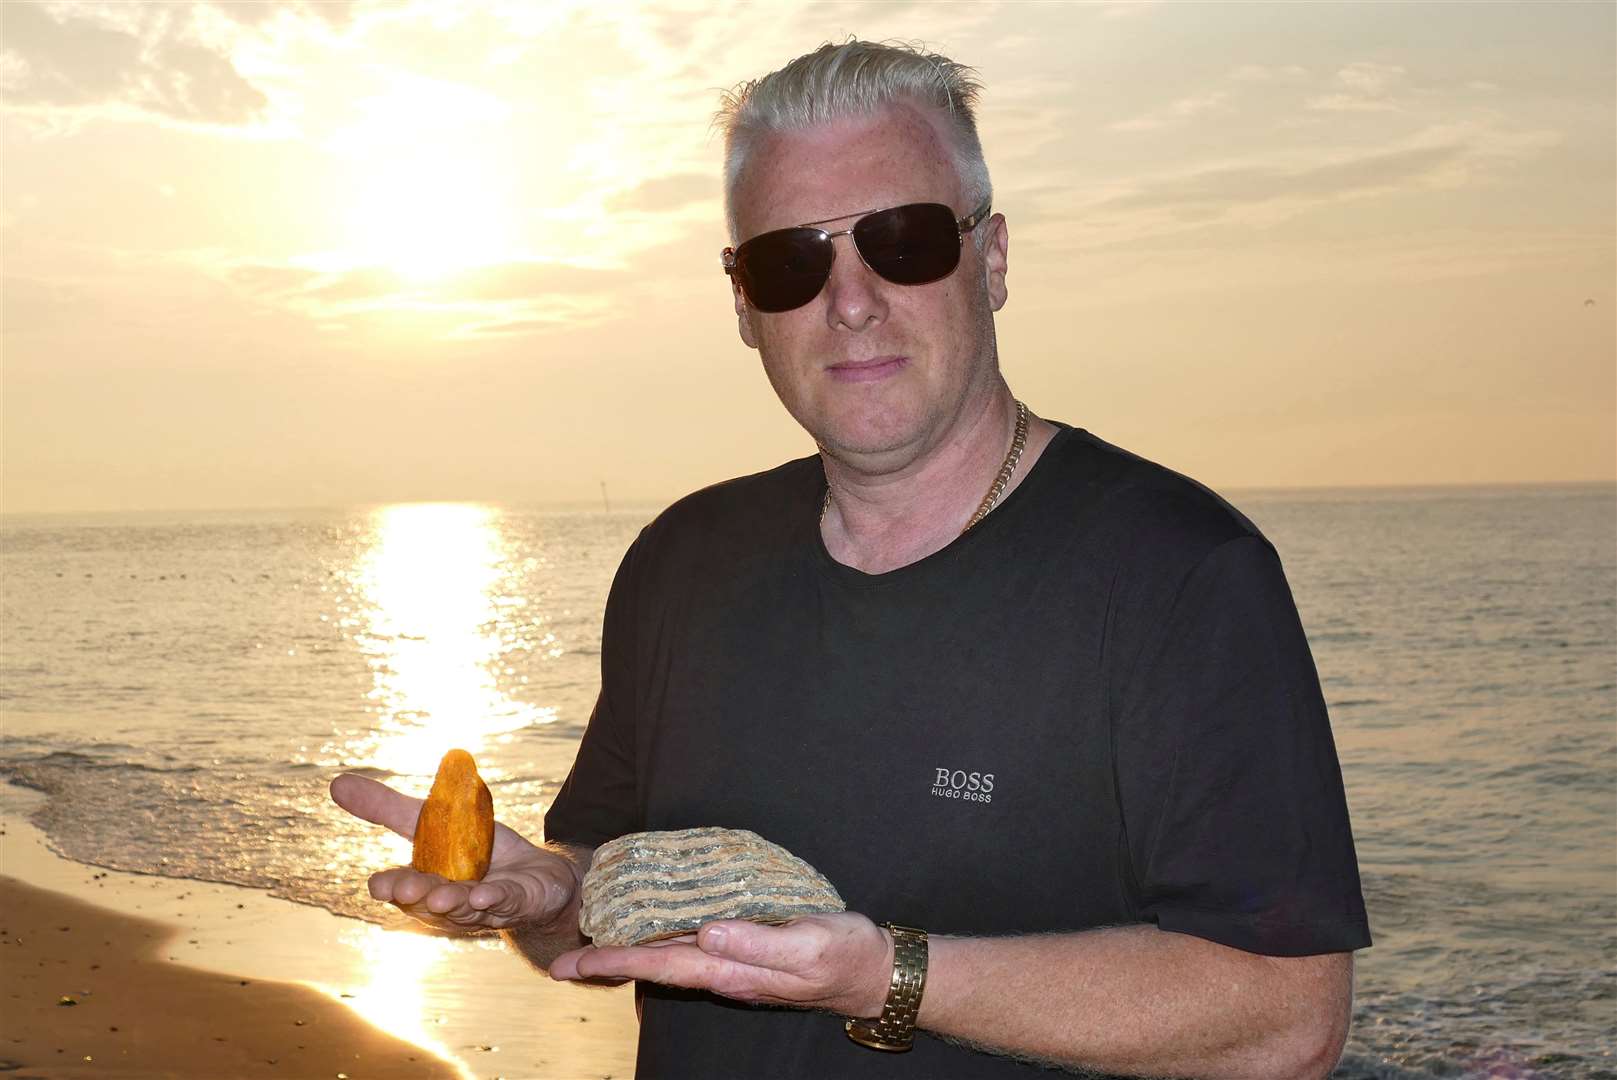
xmin=579 ymin=826 xmax=846 ymax=947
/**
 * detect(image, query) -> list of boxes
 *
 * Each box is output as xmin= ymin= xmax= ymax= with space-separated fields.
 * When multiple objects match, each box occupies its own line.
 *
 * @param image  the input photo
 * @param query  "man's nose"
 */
xmin=823 ymin=234 xmax=889 ymax=332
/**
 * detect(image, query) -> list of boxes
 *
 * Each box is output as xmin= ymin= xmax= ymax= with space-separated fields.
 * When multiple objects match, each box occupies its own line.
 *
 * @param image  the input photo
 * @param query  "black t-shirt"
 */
xmin=545 ymin=426 xmax=1371 ymax=1079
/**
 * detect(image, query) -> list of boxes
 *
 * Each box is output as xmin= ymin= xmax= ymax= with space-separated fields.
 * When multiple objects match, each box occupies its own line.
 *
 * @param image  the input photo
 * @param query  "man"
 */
xmin=332 ymin=40 xmax=1370 ymax=1078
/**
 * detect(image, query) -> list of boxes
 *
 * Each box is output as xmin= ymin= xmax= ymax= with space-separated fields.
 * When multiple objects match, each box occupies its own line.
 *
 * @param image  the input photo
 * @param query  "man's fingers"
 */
xmin=697 ymin=919 xmax=822 ymax=969
xmin=549 ymin=947 xmax=586 ymax=980
xmin=550 ymin=913 xmax=884 ymax=1015
xmin=547 ymin=949 xmax=630 ymax=986
xmin=424 ymin=880 xmax=478 ymax=916
xmin=369 ymin=868 xmax=543 ymax=929
xmin=330 ymin=773 xmax=423 ymax=840
xmin=551 ymin=922 xmax=833 ymax=985
xmin=368 ymin=866 xmax=439 ymax=905
xmin=464 ymin=879 xmax=536 ymax=919
xmin=559 ymin=942 xmax=731 ymax=989
xmin=337 ymin=773 xmax=569 ymax=932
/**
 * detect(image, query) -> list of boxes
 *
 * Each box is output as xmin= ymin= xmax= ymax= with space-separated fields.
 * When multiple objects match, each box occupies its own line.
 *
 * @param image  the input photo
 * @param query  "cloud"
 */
xmin=205 ymin=232 xmax=724 ymax=337
xmin=215 ymin=255 xmax=628 ymax=339
xmin=1094 ymin=1 xmax=1161 ymax=19
xmin=0 ymin=0 xmax=267 ymax=125
xmin=208 ymin=0 xmax=358 ymax=31
xmin=605 ymin=172 xmax=719 ymax=214
xmin=301 ymin=267 xmax=410 ymax=303
xmin=1109 ymin=91 xmax=1230 ymax=132
xmin=1047 ymin=112 xmax=1562 ymax=253
xmin=1110 ymin=61 xmax=1405 ymax=133
xmin=1 ymin=275 xmax=84 ymax=334
xmin=441 ymin=261 xmax=623 ymax=301
xmin=1228 ymin=64 xmax=1309 ymax=84
xmin=791 ymin=2 xmax=935 ymax=31
xmin=449 ymin=315 xmax=578 ymax=339
xmin=1337 ymin=61 xmax=1405 ymax=96
xmin=225 ymin=262 xmax=322 ymax=297
xmin=1105 ymin=143 xmax=1467 ymax=214
xmin=1307 ymin=61 xmax=1407 ymax=113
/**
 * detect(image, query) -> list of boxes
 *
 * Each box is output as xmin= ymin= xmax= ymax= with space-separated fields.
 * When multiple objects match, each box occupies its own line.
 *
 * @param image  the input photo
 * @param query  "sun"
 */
xmin=329 ymin=75 xmax=522 ymax=281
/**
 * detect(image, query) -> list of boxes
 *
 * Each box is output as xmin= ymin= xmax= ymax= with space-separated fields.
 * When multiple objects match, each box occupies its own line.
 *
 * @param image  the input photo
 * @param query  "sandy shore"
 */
xmin=0 ymin=796 xmax=640 ymax=1079
xmin=2 ymin=874 xmax=461 ymax=1078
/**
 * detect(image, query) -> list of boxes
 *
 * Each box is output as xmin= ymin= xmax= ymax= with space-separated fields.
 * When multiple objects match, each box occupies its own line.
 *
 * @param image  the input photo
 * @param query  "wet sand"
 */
xmin=0 ymin=803 xmax=640 ymax=1079
xmin=1 ymin=874 xmax=459 ymax=1078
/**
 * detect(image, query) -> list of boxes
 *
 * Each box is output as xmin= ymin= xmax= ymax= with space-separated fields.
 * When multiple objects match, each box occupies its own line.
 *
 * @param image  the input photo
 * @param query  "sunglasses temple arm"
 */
xmin=959 ymin=198 xmax=992 ymax=233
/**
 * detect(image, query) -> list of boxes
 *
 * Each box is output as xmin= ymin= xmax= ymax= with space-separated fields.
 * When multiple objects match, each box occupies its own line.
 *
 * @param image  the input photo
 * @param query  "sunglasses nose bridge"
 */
xmin=819 ymin=229 xmax=897 ymax=330
xmin=818 ymin=224 xmax=858 ymax=272
xmin=825 ymin=224 xmax=894 ymax=288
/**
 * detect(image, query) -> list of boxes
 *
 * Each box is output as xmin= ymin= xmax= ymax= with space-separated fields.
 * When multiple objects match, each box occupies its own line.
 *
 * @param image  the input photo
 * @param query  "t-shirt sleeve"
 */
xmin=1114 ymin=534 xmax=1371 ymax=957
xmin=543 ymin=534 xmax=644 ymax=849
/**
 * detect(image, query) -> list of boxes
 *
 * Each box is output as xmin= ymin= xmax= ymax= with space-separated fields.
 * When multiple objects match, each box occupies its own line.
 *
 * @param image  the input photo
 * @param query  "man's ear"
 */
xmin=734 ymin=283 xmax=759 ymax=349
xmin=984 ymin=213 xmax=1009 ymax=312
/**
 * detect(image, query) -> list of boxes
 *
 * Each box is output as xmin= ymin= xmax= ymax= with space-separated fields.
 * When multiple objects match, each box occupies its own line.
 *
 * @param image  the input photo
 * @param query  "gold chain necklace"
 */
xmin=820 ymin=400 xmax=1030 ymax=535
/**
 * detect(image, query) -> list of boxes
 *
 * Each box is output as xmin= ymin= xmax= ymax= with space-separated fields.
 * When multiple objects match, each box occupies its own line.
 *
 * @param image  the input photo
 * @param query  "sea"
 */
xmin=2 ymin=484 xmax=1613 ymax=1078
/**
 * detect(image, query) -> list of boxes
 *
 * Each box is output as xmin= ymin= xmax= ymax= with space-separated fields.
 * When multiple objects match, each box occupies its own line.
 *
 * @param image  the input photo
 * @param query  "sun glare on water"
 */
xmin=342 ymin=503 xmax=553 ymax=779
xmin=313 ymin=503 xmax=561 ymax=1077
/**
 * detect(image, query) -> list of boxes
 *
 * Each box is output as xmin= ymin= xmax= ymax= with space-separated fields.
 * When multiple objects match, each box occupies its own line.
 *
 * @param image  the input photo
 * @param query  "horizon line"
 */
xmin=2 ymin=477 xmax=1614 ymax=520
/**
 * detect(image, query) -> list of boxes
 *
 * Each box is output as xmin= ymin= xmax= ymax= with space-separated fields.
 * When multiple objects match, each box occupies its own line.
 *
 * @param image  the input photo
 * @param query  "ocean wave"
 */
xmin=1333 ymin=1052 xmax=1446 ymax=1079
xmin=2 ymin=750 xmax=202 ymax=776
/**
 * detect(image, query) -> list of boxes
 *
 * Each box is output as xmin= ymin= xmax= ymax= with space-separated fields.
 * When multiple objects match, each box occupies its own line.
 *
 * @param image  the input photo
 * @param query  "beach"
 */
xmin=1 ymin=874 xmax=459 ymax=1078
xmin=2 ymin=491 xmax=1613 ymax=1077
xmin=0 ymin=796 xmax=640 ymax=1080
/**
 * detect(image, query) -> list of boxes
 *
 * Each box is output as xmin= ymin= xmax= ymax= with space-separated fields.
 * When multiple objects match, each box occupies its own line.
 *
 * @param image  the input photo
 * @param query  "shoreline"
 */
xmin=1 ymin=873 xmax=459 ymax=1079
xmin=0 ymin=794 xmax=639 ymax=1079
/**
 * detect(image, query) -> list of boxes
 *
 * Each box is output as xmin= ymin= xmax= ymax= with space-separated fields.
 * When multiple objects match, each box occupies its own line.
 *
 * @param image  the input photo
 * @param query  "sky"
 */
xmin=2 ymin=0 xmax=1613 ymax=514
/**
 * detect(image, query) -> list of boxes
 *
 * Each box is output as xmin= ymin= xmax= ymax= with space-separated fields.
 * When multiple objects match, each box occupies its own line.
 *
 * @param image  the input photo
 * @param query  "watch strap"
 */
xmin=844 ymin=923 xmax=928 ymax=1052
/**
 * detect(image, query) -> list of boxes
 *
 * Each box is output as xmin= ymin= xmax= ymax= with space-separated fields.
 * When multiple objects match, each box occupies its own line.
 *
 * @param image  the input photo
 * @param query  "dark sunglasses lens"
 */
xmin=736 ymin=229 xmax=833 ymax=312
xmin=853 ymin=203 xmax=961 ymax=285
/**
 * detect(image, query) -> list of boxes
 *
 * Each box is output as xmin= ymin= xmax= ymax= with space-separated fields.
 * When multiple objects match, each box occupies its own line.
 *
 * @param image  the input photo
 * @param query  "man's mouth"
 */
xmin=827 ymin=355 xmax=907 ymax=383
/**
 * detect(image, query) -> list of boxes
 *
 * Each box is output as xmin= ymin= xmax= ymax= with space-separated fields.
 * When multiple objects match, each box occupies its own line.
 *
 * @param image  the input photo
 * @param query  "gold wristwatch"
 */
xmin=844 ymin=923 xmax=928 ymax=1052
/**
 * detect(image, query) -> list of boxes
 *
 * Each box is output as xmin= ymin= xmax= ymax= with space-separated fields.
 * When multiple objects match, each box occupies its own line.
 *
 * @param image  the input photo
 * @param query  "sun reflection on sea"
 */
xmin=342 ymin=502 xmax=555 ymax=778
xmin=319 ymin=502 xmax=558 ymax=1072
xmin=316 ymin=922 xmax=472 ymax=1078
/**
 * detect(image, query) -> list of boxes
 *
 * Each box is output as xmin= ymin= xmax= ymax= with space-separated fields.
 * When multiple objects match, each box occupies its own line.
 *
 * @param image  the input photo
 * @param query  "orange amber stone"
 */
xmin=411 ymin=749 xmax=494 ymax=881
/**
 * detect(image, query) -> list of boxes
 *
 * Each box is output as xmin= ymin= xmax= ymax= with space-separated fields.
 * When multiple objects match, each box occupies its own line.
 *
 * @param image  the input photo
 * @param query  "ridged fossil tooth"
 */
xmin=579 ymin=826 xmax=846 ymax=947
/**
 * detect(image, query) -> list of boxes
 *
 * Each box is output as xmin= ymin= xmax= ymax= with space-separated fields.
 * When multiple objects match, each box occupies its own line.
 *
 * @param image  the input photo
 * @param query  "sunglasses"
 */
xmin=721 ymin=197 xmax=992 ymax=313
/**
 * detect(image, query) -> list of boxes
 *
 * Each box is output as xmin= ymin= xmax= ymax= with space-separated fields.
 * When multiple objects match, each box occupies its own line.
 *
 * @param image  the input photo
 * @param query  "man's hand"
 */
xmin=549 ymin=913 xmax=894 ymax=1018
xmin=329 ymin=772 xmax=579 ymax=935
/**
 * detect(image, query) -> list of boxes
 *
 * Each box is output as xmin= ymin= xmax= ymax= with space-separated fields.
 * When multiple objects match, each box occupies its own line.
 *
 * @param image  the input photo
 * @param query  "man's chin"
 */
xmin=813 ymin=426 xmax=930 ymax=472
